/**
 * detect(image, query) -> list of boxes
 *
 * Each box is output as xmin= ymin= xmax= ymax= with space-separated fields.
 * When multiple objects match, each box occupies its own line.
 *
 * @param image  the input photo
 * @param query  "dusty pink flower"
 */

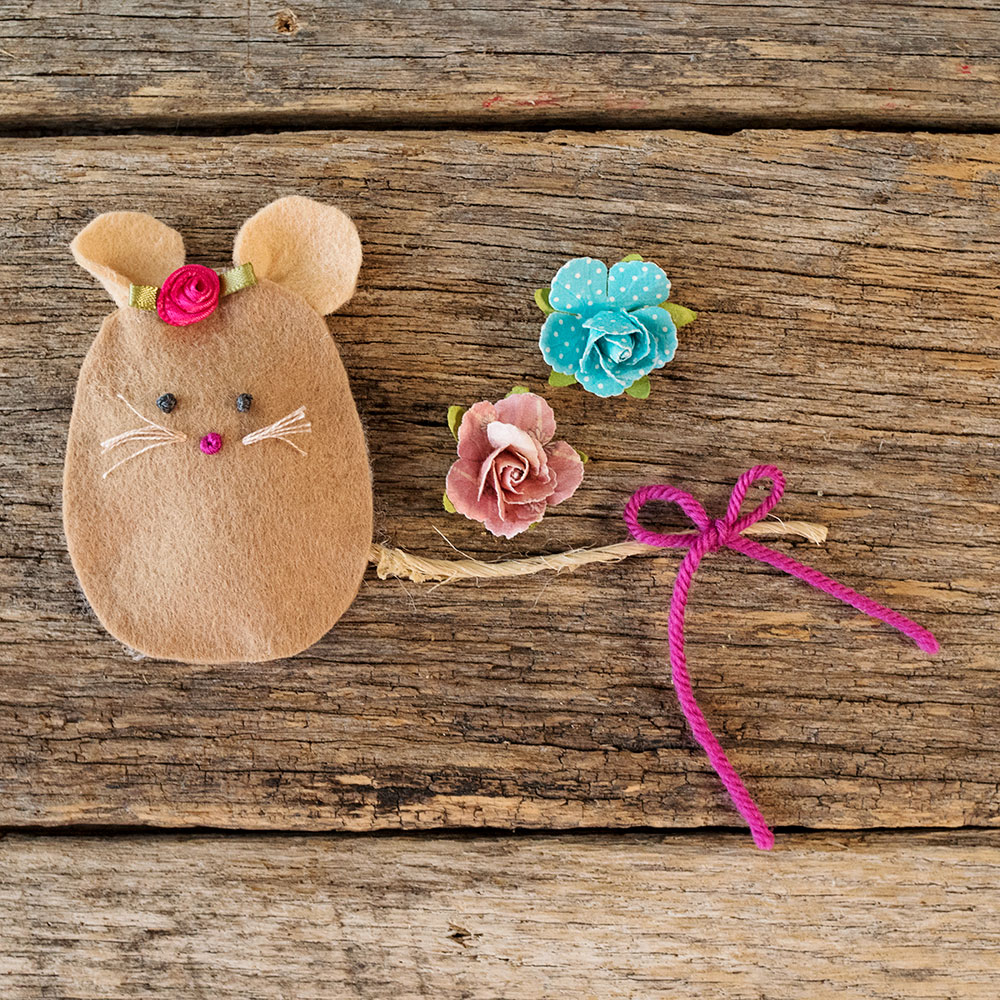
xmin=157 ymin=264 xmax=221 ymax=326
xmin=446 ymin=392 xmax=584 ymax=538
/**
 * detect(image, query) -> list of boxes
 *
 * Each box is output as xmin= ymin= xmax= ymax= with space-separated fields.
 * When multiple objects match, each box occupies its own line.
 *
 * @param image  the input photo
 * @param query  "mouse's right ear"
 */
xmin=70 ymin=211 xmax=186 ymax=308
xmin=233 ymin=196 xmax=362 ymax=316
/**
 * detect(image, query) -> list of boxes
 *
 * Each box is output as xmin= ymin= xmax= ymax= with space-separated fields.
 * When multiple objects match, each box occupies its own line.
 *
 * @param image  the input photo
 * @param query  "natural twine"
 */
xmin=368 ymin=518 xmax=827 ymax=584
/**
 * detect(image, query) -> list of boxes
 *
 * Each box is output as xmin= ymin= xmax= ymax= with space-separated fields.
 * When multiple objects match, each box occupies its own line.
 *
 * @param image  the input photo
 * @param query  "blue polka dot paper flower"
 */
xmin=536 ymin=254 xmax=697 ymax=399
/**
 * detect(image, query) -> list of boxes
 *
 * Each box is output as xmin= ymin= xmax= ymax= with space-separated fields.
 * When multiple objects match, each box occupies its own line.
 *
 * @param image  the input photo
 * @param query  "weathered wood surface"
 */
xmin=1 ymin=129 xmax=997 ymax=832
xmin=1 ymin=830 xmax=998 ymax=999
xmin=3 ymin=2 xmax=1000 ymax=131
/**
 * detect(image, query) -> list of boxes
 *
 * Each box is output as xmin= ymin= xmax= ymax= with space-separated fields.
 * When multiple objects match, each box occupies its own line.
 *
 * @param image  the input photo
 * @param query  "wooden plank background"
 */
xmin=2 ymin=831 xmax=998 ymax=998
xmin=1 ymin=2 xmax=998 ymax=996
xmin=4 ymin=2 xmax=1000 ymax=131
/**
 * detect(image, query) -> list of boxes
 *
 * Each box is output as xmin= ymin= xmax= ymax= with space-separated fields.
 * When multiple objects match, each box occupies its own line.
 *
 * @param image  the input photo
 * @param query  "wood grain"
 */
xmin=3 ymin=2 xmax=1000 ymax=131
xmin=0 ymin=129 xmax=997 ymax=832
xmin=1 ymin=830 xmax=998 ymax=999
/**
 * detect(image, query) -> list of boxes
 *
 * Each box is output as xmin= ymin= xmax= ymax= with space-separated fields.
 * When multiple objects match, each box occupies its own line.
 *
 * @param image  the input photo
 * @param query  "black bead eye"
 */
xmin=156 ymin=393 xmax=177 ymax=414
xmin=236 ymin=393 xmax=253 ymax=413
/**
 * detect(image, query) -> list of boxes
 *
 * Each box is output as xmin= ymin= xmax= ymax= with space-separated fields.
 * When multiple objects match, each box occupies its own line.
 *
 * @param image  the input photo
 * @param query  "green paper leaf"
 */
xmin=624 ymin=375 xmax=651 ymax=399
xmin=443 ymin=492 xmax=457 ymax=514
xmin=534 ymin=287 xmax=556 ymax=315
xmin=618 ymin=253 xmax=644 ymax=263
xmin=548 ymin=370 xmax=577 ymax=387
xmin=661 ymin=301 xmax=698 ymax=328
xmin=575 ymin=448 xmax=590 ymax=464
xmin=447 ymin=405 xmax=466 ymax=440
xmin=507 ymin=385 xmax=530 ymax=395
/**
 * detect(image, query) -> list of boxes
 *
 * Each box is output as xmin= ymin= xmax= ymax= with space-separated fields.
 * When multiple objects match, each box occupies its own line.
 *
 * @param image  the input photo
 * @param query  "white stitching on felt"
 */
xmin=100 ymin=394 xmax=187 ymax=479
xmin=241 ymin=405 xmax=311 ymax=456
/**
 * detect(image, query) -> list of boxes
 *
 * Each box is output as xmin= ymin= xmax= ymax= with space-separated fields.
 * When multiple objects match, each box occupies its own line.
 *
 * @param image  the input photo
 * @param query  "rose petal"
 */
xmin=486 ymin=421 xmax=542 ymax=470
xmin=482 ymin=500 xmax=547 ymax=538
xmin=494 ymin=392 xmax=557 ymax=445
xmin=496 ymin=455 xmax=528 ymax=494
xmin=489 ymin=463 xmax=508 ymax=519
xmin=446 ymin=457 xmax=502 ymax=524
xmin=607 ymin=259 xmax=671 ymax=310
xmin=540 ymin=311 xmax=588 ymax=375
xmin=475 ymin=442 xmax=536 ymax=502
xmin=499 ymin=463 xmax=556 ymax=504
xmin=456 ymin=400 xmax=499 ymax=462
xmin=577 ymin=343 xmax=629 ymax=397
xmin=633 ymin=306 xmax=678 ymax=366
xmin=545 ymin=440 xmax=585 ymax=505
xmin=547 ymin=257 xmax=608 ymax=321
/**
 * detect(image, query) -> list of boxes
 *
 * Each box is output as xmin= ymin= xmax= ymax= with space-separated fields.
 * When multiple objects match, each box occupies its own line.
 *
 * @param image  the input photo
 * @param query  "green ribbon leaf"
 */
xmin=624 ymin=375 xmax=651 ymax=400
xmin=443 ymin=492 xmax=457 ymax=514
xmin=618 ymin=253 xmax=644 ymax=263
xmin=128 ymin=284 xmax=159 ymax=311
xmin=221 ymin=261 xmax=257 ymax=297
xmin=507 ymin=385 xmax=530 ymax=396
xmin=661 ymin=301 xmax=697 ymax=328
xmin=548 ymin=370 xmax=577 ymax=388
xmin=575 ymin=448 xmax=590 ymax=464
xmin=447 ymin=405 xmax=466 ymax=440
xmin=534 ymin=287 xmax=556 ymax=315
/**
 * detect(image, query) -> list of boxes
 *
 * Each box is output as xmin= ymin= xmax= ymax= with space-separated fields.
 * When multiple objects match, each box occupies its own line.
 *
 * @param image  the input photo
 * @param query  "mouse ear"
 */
xmin=70 ymin=211 xmax=186 ymax=308
xmin=233 ymin=196 xmax=362 ymax=316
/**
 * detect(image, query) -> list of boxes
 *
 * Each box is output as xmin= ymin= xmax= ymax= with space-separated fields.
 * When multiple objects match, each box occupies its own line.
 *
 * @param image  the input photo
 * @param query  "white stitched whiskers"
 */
xmin=100 ymin=394 xmax=187 ymax=479
xmin=241 ymin=405 xmax=311 ymax=456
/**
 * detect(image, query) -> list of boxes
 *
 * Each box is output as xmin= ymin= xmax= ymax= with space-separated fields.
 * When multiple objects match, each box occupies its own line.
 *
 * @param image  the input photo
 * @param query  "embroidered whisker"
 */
xmin=100 ymin=394 xmax=187 ymax=476
xmin=115 ymin=393 xmax=172 ymax=431
xmin=242 ymin=405 xmax=311 ymax=454
xmin=243 ymin=410 xmax=309 ymax=439
xmin=274 ymin=436 xmax=308 ymax=456
xmin=102 ymin=438 xmax=176 ymax=479
xmin=267 ymin=410 xmax=308 ymax=431
xmin=101 ymin=428 xmax=176 ymax=452
xmin=249 ymin=423 xmax=311 ymax=438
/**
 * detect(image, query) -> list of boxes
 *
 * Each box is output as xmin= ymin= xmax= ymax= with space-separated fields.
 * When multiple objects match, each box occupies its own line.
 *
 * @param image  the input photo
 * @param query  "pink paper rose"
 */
xmin=446 ymin=392 xmax=584 ymax=538
xmin=157 ymin=264 xmax=221 ymax=326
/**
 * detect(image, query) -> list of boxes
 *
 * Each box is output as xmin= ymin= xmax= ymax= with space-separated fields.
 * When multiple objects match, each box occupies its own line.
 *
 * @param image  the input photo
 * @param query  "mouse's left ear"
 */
xmin=71 ymin=211 xmax=186 ymax=308
xmin=233 ymin=195 xmax=362 ymax=316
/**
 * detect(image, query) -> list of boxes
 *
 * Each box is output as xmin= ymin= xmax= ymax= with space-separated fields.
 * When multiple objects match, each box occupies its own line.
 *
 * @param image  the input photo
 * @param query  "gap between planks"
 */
xmin=9 ymin=115 xmax=1000 ymax=141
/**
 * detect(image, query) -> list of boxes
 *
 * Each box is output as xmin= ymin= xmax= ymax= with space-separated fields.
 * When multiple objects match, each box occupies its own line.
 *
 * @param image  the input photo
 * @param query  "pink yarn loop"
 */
xmin=623 ymin=464 xmax=939 ymax=851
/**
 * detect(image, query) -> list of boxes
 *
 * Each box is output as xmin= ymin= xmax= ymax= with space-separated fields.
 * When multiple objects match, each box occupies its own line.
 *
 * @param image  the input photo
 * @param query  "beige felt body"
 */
xmin=64 ymin=200 xmax=372 ymax=664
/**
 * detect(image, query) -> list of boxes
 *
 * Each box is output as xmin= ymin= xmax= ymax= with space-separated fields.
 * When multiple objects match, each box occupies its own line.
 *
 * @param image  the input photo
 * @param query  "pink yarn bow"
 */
xmin=623 ymin=464 xmax=939 ymax=850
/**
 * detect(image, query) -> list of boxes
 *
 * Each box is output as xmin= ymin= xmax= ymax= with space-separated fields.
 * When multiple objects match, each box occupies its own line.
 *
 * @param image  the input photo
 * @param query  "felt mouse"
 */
xmin=63 ymin=196 xmax=373 ymax=664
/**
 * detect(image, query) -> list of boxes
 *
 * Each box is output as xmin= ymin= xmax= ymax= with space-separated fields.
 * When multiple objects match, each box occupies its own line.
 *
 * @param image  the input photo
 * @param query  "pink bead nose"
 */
xmin=199 ymin=432 xmax=223 ymax=455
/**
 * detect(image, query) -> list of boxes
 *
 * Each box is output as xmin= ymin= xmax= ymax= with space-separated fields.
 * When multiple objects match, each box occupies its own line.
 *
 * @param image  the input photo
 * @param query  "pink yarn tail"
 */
xmin=670 ymin=546 xmax=776 ymax=850
xmin=728 ymin=535 xmax=940 ymax=655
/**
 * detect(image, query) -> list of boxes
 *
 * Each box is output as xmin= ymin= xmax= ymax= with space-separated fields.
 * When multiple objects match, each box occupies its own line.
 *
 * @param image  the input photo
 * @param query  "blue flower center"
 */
xmin=597 ymin=329 xmax=638 ymax=365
